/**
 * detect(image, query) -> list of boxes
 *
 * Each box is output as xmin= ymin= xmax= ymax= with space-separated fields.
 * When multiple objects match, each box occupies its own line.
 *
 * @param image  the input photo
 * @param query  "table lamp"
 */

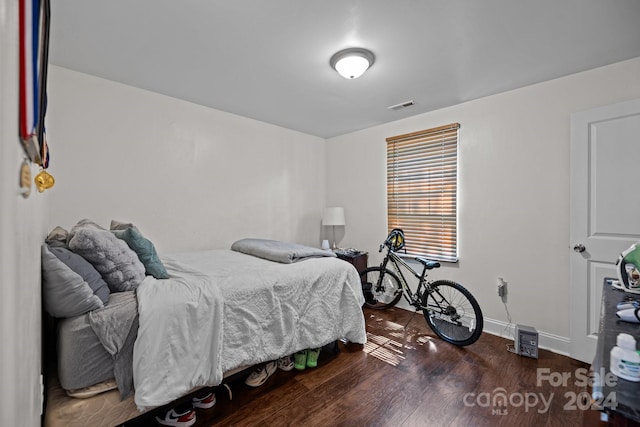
xmin=322 ymin=207 xmax=345 ymax=250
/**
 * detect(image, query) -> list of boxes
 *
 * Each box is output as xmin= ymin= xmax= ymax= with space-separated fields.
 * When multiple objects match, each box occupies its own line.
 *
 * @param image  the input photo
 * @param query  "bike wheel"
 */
xmin=359 ymin=267 xmax=402 ymax=309
xmin=421 ymin=280 xmax=483 ymax=346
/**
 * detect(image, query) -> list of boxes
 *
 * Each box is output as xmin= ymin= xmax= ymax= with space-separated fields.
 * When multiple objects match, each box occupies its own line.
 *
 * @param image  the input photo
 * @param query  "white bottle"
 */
xmin=610 ymin=333 xmax=640 ymax=382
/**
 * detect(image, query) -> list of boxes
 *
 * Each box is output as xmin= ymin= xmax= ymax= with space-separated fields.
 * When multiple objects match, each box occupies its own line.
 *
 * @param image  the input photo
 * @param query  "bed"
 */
xmin=42 ymin=221 xmax=367 ymax=426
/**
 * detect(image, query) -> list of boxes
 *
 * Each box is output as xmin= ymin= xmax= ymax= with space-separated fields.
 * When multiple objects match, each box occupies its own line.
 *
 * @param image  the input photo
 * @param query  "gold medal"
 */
xmin=34 ymin=169 xmax=55 ymax=192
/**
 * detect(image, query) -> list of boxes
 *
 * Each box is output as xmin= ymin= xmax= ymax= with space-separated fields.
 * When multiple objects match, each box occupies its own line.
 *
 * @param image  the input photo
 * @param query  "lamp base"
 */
xmin=331 ymin=225 xmax=339 ymax=250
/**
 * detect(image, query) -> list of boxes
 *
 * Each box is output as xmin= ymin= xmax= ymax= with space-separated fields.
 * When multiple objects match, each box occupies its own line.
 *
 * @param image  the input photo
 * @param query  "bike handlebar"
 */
xmin=379 ymin=237 xmax=404 ymax=254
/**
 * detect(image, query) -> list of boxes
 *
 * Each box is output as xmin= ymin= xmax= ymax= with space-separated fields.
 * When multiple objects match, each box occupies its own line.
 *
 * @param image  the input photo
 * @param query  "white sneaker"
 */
xmin=155 ymin=406 xmax=196 ymax=427
xmin=192 ymin=390 xmax=216 ymax=409
xmin=277 ymin=355 xmax=294 ymax=371
xmin=245 ymin=361 xmax=277 ymax=387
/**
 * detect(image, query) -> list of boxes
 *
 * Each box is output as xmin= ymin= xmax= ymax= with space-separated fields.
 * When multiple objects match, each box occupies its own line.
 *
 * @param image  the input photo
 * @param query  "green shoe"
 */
xmin=306 ymin=348 xmax=321 ymax=368
xmin=294 ymin=351 xmax=307 ymax=370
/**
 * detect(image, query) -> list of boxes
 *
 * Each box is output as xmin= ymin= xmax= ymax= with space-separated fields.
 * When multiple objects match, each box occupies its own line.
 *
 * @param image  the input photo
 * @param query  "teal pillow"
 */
xmin=112 ymin=227 xmax=169 ymax=279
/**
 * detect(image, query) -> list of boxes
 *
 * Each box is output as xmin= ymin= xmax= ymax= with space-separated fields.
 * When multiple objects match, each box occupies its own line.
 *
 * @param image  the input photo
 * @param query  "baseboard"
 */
xmin=392 ymin=303 xmax=573 ymax=358
xmin=483 ymin=317 xmax=571 ymax=357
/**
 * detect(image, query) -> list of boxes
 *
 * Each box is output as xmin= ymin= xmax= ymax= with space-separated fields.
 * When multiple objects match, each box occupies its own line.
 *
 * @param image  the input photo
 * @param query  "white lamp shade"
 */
xmin=322 ymin=207 xmax=345 ymax=226
xmin=330 ymin=47 xmax=375 ymax=79
xmin=334 ymin=56 xmax=370 ymax=79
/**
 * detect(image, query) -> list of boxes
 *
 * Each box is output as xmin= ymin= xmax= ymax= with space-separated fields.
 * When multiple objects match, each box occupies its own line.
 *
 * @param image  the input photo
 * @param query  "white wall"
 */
xmin=46 ymin=67 xmax=327 ymax=252
xmin=0 ymin=0 xmax=50 ymax=425
xmin=326 ymin=57 xmax=640 ymax=353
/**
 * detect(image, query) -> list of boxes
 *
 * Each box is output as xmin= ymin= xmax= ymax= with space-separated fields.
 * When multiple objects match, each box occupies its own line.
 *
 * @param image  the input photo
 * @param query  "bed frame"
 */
xmin=43 ymin=333 xmax=340 ymax=427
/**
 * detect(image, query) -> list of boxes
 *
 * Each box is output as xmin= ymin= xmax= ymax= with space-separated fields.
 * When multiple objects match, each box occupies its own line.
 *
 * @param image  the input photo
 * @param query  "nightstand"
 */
xmin=335 ymin=251 xmax=368 ymax=281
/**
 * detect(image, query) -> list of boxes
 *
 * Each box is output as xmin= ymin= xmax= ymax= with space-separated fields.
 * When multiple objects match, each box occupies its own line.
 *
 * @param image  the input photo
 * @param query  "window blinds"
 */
xmin=386 ymin=123 xmax=459 ymax=262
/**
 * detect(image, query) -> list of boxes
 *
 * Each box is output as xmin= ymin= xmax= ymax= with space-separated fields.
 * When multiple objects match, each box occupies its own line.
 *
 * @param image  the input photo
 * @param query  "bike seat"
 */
xmin=415 ymin=257 xmax=440 ymax=270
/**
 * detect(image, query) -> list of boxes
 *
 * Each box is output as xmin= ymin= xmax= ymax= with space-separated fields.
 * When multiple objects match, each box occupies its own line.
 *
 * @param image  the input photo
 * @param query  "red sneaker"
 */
xmin=192 ymin=391 xmax=216 ymax=409
xmin=155 ymin=406 xmax=196 ymax=427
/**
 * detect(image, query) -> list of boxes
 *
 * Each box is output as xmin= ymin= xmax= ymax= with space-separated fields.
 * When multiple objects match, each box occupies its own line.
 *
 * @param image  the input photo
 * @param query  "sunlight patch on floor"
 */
xmin=364 ymin=332 xmax=406 ymax=366
xmin=367 ymin=314 xmax=406 ymax=330
xmin=366 ymin=312 xmax=438 ymax=353
xmin=416 ymin=335 xmax=439 ymax=352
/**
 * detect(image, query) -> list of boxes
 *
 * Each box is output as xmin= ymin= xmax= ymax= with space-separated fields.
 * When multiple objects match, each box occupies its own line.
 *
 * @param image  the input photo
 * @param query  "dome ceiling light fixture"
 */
xmin=330 ymin=47 xmax=375 ymax=79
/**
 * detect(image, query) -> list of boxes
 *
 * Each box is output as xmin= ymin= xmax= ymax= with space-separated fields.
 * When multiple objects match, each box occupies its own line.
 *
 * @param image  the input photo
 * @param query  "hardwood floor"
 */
xmin=130 ymin=307 xmax=598 ymax=426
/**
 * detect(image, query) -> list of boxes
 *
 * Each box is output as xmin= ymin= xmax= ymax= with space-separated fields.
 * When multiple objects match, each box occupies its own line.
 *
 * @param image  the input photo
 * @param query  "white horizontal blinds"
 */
xmin=387 ymin=123 xmax=459 ymax=262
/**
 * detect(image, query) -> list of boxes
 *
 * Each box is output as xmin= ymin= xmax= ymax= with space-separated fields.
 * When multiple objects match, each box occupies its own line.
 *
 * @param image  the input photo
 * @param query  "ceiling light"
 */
xmin=330 ymin=48 xmax=375 ymax=79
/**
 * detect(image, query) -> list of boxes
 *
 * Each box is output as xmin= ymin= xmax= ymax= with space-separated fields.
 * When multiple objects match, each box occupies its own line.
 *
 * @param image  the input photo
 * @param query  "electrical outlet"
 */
xmin=497 ymin=277 xmax=507 ymax=299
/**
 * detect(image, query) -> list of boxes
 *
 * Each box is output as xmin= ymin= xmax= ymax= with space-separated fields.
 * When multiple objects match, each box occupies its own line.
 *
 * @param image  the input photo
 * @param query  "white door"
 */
xmin=569 ymin=98 xmax=640 ymax=363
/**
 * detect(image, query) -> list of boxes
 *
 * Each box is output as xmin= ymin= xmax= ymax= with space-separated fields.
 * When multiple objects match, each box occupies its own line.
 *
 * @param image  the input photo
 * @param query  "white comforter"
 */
xmin=133 ymin=259 xmax=224 ymax=410
xmin=133 ymin=249 xmax=366 ymax=410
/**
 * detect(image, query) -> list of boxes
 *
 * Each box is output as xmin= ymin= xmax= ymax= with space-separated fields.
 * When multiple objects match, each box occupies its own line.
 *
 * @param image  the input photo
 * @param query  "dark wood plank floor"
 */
xmin=131 ymin=307 xmax=603 ymax=427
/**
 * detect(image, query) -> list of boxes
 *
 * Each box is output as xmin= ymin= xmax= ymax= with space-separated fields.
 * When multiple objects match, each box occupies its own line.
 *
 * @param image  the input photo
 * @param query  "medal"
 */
xmin=34 ymin=169 xmax=54 ymax=192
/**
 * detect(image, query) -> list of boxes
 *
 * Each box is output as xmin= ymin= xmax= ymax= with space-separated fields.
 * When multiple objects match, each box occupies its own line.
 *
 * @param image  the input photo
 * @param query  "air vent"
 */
xmin=387 ymin=100 xmax=415 ymax=111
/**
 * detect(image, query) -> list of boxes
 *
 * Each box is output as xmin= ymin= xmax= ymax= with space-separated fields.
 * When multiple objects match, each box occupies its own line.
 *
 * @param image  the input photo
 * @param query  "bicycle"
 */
xmin=359 ymin=229 xmax=483 ymax=346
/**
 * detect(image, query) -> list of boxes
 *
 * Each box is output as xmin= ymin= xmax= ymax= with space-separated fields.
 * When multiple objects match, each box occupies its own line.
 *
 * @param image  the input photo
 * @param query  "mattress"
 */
xmin=57 ymin=292 xmax=136 ymax=390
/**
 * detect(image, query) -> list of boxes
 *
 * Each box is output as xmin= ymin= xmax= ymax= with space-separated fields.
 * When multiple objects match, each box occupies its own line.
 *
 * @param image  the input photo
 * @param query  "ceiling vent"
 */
xmin=387 ymin=100 xmax=415 ymax=111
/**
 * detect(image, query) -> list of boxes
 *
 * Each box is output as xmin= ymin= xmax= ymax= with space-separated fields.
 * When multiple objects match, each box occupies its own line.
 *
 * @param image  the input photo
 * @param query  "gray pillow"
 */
xmin=48 ymin=245 xmax=110 ymax=304
xmin=68 ymin=225 xmax=146 ymax=292
xmin=45 ymin=226 xmax=69 ymax=247
xmin=41 ymin=245 xmax=104 ymax=318
xmin=67 ymin=219 xmax=103 ymax=243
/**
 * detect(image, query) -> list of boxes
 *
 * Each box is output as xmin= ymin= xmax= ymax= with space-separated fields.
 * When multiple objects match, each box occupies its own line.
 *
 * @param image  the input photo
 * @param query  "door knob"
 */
xmin=573 ymin=243 xmax=586 ymax=253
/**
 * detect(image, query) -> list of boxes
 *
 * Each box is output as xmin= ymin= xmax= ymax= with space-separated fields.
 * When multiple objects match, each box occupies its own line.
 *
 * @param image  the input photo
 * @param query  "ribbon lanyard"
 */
xmin=19 ymin=0 xmax=54 ymax=192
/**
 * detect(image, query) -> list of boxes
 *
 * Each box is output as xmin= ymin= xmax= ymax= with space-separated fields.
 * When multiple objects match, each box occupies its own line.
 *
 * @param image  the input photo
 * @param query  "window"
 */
xmin=386 ymin=123 xmax=459 ymax=262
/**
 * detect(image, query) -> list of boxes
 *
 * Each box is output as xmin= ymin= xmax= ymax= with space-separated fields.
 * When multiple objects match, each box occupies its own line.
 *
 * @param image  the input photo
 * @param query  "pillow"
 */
xmin=68 ymin=223 xmax=145 ymax=292
xmin=112 ymin=226 xmax=169 ymax=279
xmin=110 ymin=219 xmax=139 ymax=232
xmin=67 ymin=219 xmax=103 ymax=243
xmin=48 ymin=245 xmax=110 ymax=304
xmin=45 ymin=226 xmax=69 ymax=248
xmin=41 ymin=245 xmax=105 ymax=318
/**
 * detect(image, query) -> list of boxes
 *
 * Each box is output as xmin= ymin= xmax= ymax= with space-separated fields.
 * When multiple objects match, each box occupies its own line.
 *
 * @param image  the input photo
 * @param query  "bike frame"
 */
xmin=378 ymin=247 xmax=433 ymax=309
xmin=366 ymin=234 xmax=483 ymax=346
